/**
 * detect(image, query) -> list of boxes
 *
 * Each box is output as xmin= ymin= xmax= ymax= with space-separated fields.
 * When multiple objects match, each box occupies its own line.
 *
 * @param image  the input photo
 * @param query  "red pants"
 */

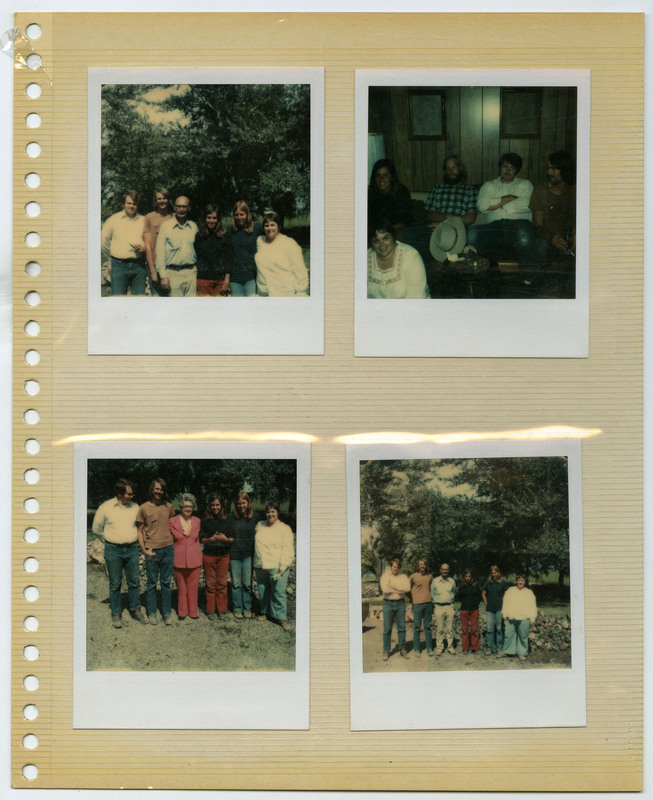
xmin=202 ymin=554 xmax=230 ymax=613
xmin=460 ymin=608 xmax=480 ymax=651
xmin=173 ymin=565 xmax=201 ymax=619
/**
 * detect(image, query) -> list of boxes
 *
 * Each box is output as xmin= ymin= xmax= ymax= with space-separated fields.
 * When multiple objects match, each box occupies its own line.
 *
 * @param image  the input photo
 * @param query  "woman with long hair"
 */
xmin=226 ymin=200 xmax=262 ymax=297
xmin=367 ymin=158 xmax=414 ymax=239
xmin=254 ymin=502 xmax=295 ymax=630
xmin=229 ymin=492 xmax=262 ymax=619
xmin=481 ymin=564 xmax=509 ymax=655
xmin=194 ymin=203 xmax=233 ymax=297
xmin=199 ymin=492 xmax=234 ymax=620
xmin=457 ymin=568 xmax=482 ymax=654
xmin=255 ymin=211 xmax=309 ymax=297
xmin=169 ymin=493 xmax=202 ymax=620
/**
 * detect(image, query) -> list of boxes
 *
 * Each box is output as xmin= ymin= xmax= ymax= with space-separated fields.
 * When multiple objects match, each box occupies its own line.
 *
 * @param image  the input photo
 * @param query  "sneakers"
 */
xmin=414 ymin=650 xmax=422 ymax=658
xmin=435 ymin=649 xmax=443 ymax=656
xmin=131 ymin=607 xmax=148 ymax=625
xmin=243 ymin=612 xmax=252 ymax=619
xmin=111 ymin=614 xmax=122 ymax=629
xmin=279 ymin=619 xmax=291 ymax=631
xmin=485 ymin=649 xmax=493 ymax=655
xmin=496 ymin=651 xmax=507 ymax=658
xmin=427 ymin=649 xmax=435 ymax=657
xmin=447 ymin=647 xmax=456 ymax=655
xmin=233 ymin=611 xmax=243 ymax=620
xmin=382 ymin=652 xmax=389 ymax=661
xmin=256 ymin=614 xmax=267 ymax=622
xmin=148 ymin=614 xmax=158 ymax=626
xmin=163 ymin=615 xmax=172 ymax=626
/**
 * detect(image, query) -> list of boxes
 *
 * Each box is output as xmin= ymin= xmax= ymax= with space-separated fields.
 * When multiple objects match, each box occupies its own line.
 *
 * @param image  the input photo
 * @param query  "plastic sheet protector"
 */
xmin=11 ymin=11 xmax=643 ymax=791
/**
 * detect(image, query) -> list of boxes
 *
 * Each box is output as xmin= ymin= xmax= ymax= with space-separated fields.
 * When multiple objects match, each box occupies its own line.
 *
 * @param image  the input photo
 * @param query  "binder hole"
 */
xmin=26 ymin=53 xmax=42 ymax=71
xmin=25 ymin=201 xmax=41 ymax=218
xmin=23 ymin=644 xmax=39 ymax=659
xmin=23 ymin=675 xmax=39 ymax=691
xmin=24 ymin=618 xmax=40 ymax=633
xmin=25 ymin=113 xmax=41 ymax=129
xmin=23 ymin=527 xmax=40 ymax=543
xmin=24 ymin=468 xmax=40 ymax=484
xmin=23 ymin=586 xmax=39 ymax=602
xmin=26 ymin=24 xmax=42 ymax=39
xmin=23 ymin=498 xmax=39 ymax=514
xmin=24 ymin=173 xmax=41 ymax=188
xmin=24 ymin=439 xmax=40 ymax=455
xmin=23 ymin=557 xmax=39 ymax=573
xmin=22 ymin=704 xmax=38 ymax=721
xmin=25 ymin=261 xmax=41 ymax=277
xmin=24 ymin=380 xmax=40 ymax=396
xmin=24 ymin=291 xmax=41 ymax=307
xmin=24 ymin=349 xmax=40 ymax=366
xmin=25 ymin=232 xmax=40 ymax=248
xmin=24 ymin=320 xmax=40 ymax=336
xmin=22 ymin=734 xmax=38 ymax=750
xmin=22 ymin=764 xmax=38 ymax=781
xmin=26 ymin=83 xmax=42 ymax=99
xmin=23 ymin=409 xmax=40 ymax=425
xmin=25 ymin=142 xmax=41 ymax=158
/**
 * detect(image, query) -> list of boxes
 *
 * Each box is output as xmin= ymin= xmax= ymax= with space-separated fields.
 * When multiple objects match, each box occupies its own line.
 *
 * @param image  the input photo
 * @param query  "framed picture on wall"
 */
xmin=408 ymin=89 xmax=446 ymax=140
xmin=500 ymin=87 xmax=542 ymax=139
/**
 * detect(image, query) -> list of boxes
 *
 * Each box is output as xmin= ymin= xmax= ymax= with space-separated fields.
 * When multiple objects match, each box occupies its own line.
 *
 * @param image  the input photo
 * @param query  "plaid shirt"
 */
xmin=425 ymin=182 xmax=477 ymax=216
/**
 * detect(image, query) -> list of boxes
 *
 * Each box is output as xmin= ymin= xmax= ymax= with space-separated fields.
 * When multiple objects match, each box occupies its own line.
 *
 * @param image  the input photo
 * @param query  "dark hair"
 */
xmin=442 ymin=154 xmax=468 ymax=183
xmin=148 ymin=477 xmax=167 ymax=499
xmin=152 ymin=187 xmax=172 ymax=212
xmin=460 ymin=567 xmax=477 ymax=588
xmin=498 ymin=152 xmax=523 ymax=174
xmin=204 ymin=491 xmax=227 ymax=521
xmin=114 ymin=477 xmax=135 ymax=497
xmin=230 ymin=200 xmax=255 ymax=234
xmin=548 ymin=150 xmax=576 ymax=185
xmin=369 ymin=159 xmax=403 ymax=199
xmin=389 ymin=557 xmax=402 ymax=568
xmin=262 ymin=211 xmax=282 ymax=230
xmin=265 ymin=501 xmax=281 ymax=515
xmin=368 ymin=217 xmax=397 ymax=246
xmin=122 ymin=190 xmax=141 ymax=206
xmin=233 ymin=491 xmax=253 ymax=520
xmin=515 ymin=573 xmax=529 ymax=586
xmin=198 ymin=203 xmax=226 ymax=238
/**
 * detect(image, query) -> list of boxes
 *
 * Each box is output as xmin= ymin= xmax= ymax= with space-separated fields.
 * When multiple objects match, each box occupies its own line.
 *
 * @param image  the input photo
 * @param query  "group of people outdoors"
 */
xmin=379 ymin=559 xmax=538 ymax=662
xmin=101 ymin=189 xmax=310 ymax=298
xmin=367 ymin=150 xmax=576 ymax=299
xmin=91 ymin=477 xmax=295 ymax=631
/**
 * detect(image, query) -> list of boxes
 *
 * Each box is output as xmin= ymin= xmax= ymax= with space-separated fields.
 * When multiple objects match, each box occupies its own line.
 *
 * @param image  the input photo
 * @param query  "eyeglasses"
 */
xmin=175 ymin=204 xmax=190 ymax=209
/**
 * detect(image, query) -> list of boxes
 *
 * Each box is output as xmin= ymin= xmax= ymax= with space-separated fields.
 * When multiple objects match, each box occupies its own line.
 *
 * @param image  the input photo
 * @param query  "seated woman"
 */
xmin=367 ymin=219 xmax=430 ymax=299
xmin=169 ymin=493 xmax=202 ymax=620
xmin=368 ymin=158 xmax=413 ymax=241
xmin=255 ymin=211 xmax=309 ymax=297
xmin=497 ymin=575 xmax=538 ymax=661
xmin=194 ymin=204 xmax=233 ymax=296
xmin=253 ymin=502 xmax=295 ymax=630
xmin=226 ymin=200 xmax=262 ymax=297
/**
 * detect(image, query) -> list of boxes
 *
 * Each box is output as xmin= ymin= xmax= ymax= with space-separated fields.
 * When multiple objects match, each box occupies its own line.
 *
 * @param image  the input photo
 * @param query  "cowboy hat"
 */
xmin=429 ymin=217 xmax=467 ymax=262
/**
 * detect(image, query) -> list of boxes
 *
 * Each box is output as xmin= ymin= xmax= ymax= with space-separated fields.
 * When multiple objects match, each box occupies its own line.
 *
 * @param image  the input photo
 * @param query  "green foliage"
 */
xmin=101 ymin=83 xmax=311 ymax=224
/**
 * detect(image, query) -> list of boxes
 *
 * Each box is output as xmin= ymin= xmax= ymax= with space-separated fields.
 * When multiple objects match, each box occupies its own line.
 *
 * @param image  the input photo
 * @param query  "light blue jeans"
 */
xmin=503 ymin=617 xmax=531 ymax=656
xmin=230 ymin=279 xmax=257 ymax=297
xmin=485 ymin=610 xmax=503 ymax=652
xmin=256 ymin=567 xmax=290 ymax=620
xmin=230 ymin=557 xmax=252 ymax=613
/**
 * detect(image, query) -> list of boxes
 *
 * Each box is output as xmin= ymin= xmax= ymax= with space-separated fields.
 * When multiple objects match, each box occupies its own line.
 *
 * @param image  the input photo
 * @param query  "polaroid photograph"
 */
xmin=356 ymin=70 xmax=590 ymax=357
xmin=73 ymin=440 xmax=310 ymax=729
xmin=88 ymin=67 xmax=324 ymax=355
xmin=347 ymin=438 xmax=585 ymax=730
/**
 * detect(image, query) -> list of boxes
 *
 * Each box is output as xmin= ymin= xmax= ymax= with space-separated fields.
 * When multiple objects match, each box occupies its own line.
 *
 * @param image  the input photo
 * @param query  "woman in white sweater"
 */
xmin=254 ymin=502 xmax=295 ymax=629
xmin=255 ymin=211 xmax=309 ymax=297
xmin=497 ymin=574 xmax=537 ymax=660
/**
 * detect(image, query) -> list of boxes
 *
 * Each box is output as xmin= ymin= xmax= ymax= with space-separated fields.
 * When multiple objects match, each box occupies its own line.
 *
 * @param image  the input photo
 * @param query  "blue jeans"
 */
xmin=104 ymin=541 xmax=141 ymax=616
xmin=382 ymin=598 xmax=406 ymax=653
xmin=503 ymin=617 xmax=531 ymax=656
xmin=230 ymin=279 xmax=257 ymax=297
xmin=485 ymin=610 xmax=503 ymax=652
xmin=145 ymin=545 xmax=174 ymax=618
xmin=230 ymin=557 xmax=252 ymax=613
xmin=111 ymin=258 xmax=147 ymax=296
xmin=412 ymin=601 xmax=433 ymax=653
xmin=255 ymin=567 xmax=290 ymax=620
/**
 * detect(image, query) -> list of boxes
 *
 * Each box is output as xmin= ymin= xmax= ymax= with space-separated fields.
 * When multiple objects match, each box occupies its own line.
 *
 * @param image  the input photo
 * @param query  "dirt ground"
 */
xmin=362 ymin=613 xmax=572 ymax=673
xmin=86 ymin=562 xmax=295 ymax=672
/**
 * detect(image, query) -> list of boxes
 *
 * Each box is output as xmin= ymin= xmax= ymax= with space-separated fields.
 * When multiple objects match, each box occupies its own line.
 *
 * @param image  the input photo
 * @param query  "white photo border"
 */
xmin=347 ymin=438 xmax=586 ymax=730
xmin=74 ymin=440 xmax=310 ymax=729
xmin=88 ymin=68 xmax=324 ymax=355
xmin=355 ymin=70 xmax=590 ymax=358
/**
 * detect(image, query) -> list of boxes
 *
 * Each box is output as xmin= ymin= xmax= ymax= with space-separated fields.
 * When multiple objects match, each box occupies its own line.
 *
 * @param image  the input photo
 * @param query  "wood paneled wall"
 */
xmin=369 ymin=86 xmax=577 ymax=192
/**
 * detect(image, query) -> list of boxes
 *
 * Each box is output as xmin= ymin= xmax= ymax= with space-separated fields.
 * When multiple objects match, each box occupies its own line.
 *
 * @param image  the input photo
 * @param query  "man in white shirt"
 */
xmin=467 ymin=152 xmax=535 ymax=278
xmin=155 ymin=195 xmax=198 ymax=296
xmin=100 ymin=191 xmax=147 ymax=296
xmin=92 ymin=478 xmax=148 ymax=628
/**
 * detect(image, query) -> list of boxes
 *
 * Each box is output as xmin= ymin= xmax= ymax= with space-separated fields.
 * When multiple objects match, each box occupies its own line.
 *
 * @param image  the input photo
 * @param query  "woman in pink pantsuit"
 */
xmin=170 ymin=493 xmax=202 ymax=620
